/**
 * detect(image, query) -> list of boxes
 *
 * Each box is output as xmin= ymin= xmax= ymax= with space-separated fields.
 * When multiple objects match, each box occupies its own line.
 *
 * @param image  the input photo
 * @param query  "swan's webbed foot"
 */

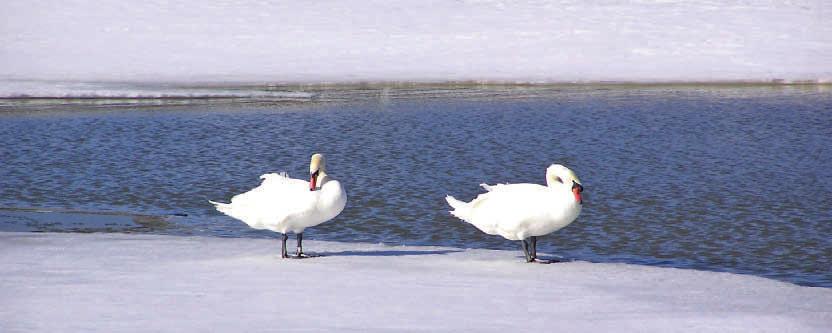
xmin=525 ymin=237 xmax=567 ymax=263
xmin=290 ymin=233 xmax=323 ymax=258
xmin=532 ymin=256 xmax=569 ymax=264
xmin=291 ymin=253 xmax=323 ymax=259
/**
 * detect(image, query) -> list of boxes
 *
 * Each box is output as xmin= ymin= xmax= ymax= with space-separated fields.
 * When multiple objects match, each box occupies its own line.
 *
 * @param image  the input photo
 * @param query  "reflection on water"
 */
xmin=1 ymin=85 xmax=830 ymax=287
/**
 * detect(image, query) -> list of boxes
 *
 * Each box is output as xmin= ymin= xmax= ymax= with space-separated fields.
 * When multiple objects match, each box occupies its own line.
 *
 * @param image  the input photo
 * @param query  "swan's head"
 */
xmin=546 ymin=164 xmax=584 ymax=204
xmin=309 ymin=153 xmax=326 ymax=191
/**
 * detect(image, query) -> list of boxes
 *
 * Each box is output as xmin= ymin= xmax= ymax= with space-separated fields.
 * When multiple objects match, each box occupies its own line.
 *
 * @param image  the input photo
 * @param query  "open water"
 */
xmin=1 ymin=84 xmax=830 ymax=287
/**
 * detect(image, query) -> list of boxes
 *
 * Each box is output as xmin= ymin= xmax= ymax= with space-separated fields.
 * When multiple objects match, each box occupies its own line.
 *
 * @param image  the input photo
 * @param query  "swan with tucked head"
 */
xmin=210 ymin=153 xmax=347 ymax=258
xmin=446 ymin=164 xmax=584 ymax=263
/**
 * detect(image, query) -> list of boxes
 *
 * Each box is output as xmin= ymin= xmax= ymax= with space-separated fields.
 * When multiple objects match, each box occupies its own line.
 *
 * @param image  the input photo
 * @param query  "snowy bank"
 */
xmin=1 ymin=232 xmax=830 ymax=332
xmin=1 ymin=0 xmax=831 ymax=87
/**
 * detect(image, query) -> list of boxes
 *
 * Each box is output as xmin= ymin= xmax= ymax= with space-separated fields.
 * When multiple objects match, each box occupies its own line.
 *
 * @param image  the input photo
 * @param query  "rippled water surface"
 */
xmin=1 ymin=85 xmax=830 ymax=287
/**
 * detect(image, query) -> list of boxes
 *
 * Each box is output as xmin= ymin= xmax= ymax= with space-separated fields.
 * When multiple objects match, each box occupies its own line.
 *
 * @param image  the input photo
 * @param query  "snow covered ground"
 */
xmin=1 ymin=0 xmax=831 ymax=94
xmin=1 ymin=232 xmax=830 ymax=332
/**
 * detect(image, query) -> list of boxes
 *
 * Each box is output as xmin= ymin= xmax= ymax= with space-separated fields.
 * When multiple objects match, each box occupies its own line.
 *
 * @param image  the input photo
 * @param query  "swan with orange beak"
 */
xmin=446 ymin=164 xmax=584 ymax=263
xmin=210 ymin=153 xmax=347 ymax=258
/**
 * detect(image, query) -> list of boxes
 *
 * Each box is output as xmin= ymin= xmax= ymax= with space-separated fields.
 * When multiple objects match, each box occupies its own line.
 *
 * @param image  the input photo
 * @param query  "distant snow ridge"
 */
xmin=0 ymin=80 xmax=314 ymax=99
xmin=1 ymin=0 xmax=830 ymax=86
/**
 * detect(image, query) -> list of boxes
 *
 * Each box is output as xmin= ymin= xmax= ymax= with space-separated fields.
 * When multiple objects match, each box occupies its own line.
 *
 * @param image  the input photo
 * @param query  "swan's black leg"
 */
xmin=521 ymin=239 xmax=533 ymax=262
xmin=530 ymin=236 xmax=538 ymax=260
xmin=280 ymin=233 xmax=289 ymax=259
xmin=295 ymin=232 xmax=304 ymax=257
xmin=529 ymin=236 xmax=553 ymax=264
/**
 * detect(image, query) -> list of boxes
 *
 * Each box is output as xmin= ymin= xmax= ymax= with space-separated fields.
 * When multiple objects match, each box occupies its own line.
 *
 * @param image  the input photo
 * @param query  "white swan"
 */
xmin=209 ymin=153 xmax=347 ymax=258
xmin=445 ymin=164 xmax=584 ymax=263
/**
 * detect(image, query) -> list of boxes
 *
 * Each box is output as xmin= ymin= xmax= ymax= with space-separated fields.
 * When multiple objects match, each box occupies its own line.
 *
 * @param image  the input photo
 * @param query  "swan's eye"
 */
xmin=553 ymin=176 xmax=563 ymax=184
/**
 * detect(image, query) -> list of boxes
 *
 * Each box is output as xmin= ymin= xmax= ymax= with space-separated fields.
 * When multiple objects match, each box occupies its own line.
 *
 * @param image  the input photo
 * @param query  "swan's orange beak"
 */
xmin=309 ymin=170 xmax=319 ymax=191
xmin=572 ymin=181 xmax=583 ymax=204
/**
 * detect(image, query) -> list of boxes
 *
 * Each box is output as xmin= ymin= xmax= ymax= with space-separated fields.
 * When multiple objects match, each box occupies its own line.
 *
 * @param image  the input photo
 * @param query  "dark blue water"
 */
xmin=1 ymin=85 xmax=830 ymax=287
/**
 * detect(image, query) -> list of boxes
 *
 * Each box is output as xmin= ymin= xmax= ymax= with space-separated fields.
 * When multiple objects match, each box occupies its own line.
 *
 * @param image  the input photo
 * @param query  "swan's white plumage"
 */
xmin=210 ymin=157 xmax=346 ymax=234
xmin=446 ymin=164 xmax=583 ymax=241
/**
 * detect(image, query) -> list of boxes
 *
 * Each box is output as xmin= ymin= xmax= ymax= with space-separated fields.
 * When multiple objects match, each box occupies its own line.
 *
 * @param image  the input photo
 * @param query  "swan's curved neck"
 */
xmin=546 ymin=177 xmax=567 ymax=189
xmin=315 ymin=172 xmax=330 ymax=189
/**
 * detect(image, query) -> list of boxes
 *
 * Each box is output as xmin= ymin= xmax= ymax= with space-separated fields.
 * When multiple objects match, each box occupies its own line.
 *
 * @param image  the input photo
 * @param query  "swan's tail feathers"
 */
xmin=445 ymin=195 xmax=471 ymax=221
xmin=445 ymin=195 xmax=464 ymax=210
xmin=479 ymin=183 xmax=494 ymax=191
xmin=209 ymin=200 xmax=232 ymax=215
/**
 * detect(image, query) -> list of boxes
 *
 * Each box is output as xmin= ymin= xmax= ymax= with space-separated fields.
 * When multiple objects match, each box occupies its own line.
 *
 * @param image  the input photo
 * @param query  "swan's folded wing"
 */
xmin=468 ymin=184 xmax=551 ymax=234
xmin=224 ymin=173 xmax=314 ymax=226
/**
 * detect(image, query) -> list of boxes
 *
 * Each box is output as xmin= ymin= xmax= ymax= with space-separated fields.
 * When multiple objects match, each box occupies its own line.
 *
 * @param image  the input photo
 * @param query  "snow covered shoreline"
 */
xmin=1 ymin=232 xmax=830 ymax=332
